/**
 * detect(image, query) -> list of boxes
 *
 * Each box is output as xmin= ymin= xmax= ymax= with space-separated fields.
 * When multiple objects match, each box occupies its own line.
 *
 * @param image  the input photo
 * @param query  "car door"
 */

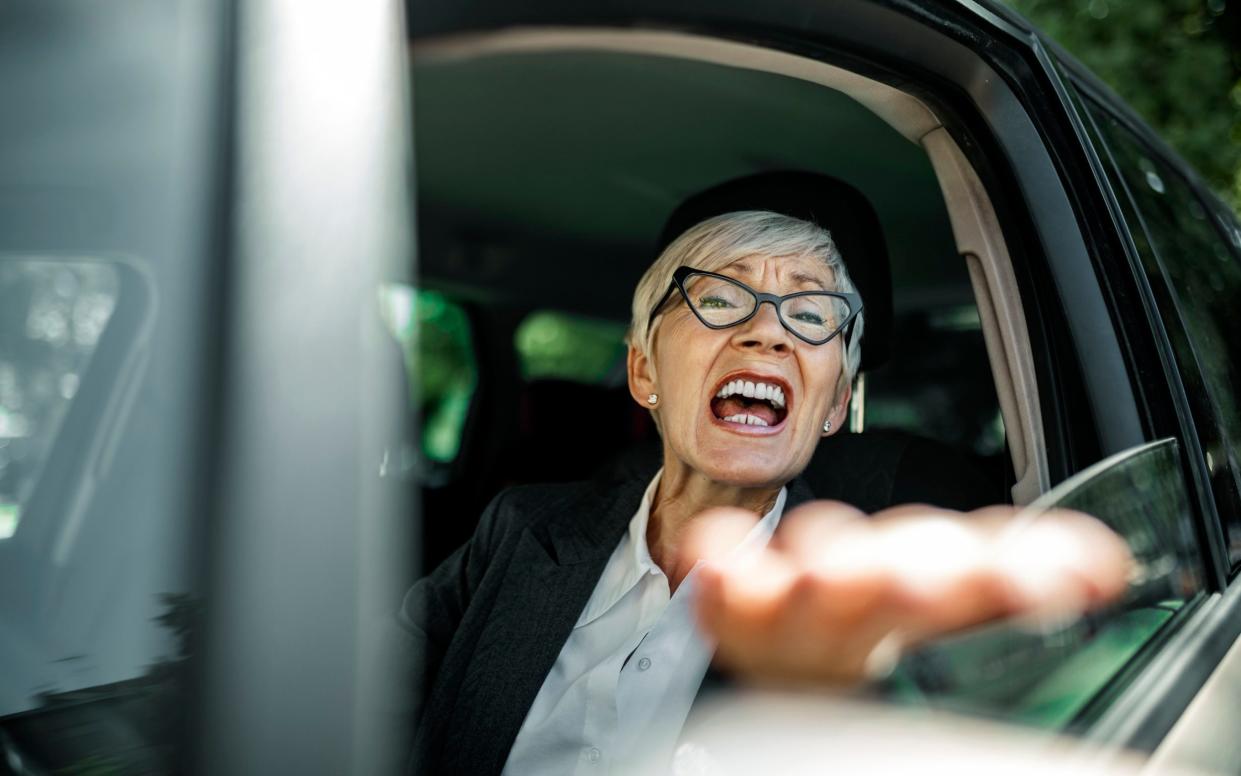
xmin=0 ymin=3 xmax=231 ymax=771
xmin=0 ymin=1 xmax=415 ymax=774
xmin=1058 ymin=68 xmax=1241 ymax=770
xmin=407 ymin=0 xmax=1229 ymax=741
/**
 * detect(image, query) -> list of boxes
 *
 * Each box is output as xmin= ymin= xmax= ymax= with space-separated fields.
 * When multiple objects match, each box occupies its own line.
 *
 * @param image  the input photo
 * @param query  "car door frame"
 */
xmin=1041 ymin=57 xmax=1241 ymax=761
xmin=408 ymin=0 xmax=1239 ymax=755
xmin=193 ymin=0 xmax=415 ymax=773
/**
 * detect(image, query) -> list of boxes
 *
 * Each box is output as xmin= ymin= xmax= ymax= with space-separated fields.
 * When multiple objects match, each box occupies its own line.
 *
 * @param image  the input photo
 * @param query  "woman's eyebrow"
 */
xmin=790 ymin=270 xmax=830 ymax=289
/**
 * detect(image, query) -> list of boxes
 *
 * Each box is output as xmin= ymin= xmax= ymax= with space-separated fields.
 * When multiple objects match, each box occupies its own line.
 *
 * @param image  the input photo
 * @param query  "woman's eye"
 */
xmin=792 ymin=311 xmax=826 ymax=325
xmin=698 ymin=295 xmax=736 ymax=309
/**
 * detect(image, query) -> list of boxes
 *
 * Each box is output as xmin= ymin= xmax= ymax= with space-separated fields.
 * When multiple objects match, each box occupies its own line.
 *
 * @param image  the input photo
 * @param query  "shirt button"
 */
xmin=637 ymin=657 xmax=652 ymax=671
xmin=587 ymin=747 xmax=602 ymax=763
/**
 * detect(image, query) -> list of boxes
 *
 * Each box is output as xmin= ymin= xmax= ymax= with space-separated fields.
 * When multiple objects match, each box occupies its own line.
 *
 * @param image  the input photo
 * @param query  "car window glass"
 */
xmin=1086 ymin=104 xmax=1241 ymax=568
xmin=381 ymin=286 xmax=477 ymax=464
xmin=515 ymin=311 xmax=628 ymax=385
xmin=0 ymin=4 xmax=228 ymax=769
xmin=0 ymin=260 xmax=119 ymax=540
xmin=894 ymin=439 xmax=1203 ymax=727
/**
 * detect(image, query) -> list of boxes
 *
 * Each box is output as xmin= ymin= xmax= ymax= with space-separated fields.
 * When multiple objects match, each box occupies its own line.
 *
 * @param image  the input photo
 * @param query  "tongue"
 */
xmin=712 ymin=396 xmax=779 ymax=425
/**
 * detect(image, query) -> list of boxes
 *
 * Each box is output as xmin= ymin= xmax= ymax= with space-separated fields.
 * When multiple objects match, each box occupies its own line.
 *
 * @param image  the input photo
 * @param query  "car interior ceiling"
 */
xmin=411 ymin=45 xmax=1015 ymax=569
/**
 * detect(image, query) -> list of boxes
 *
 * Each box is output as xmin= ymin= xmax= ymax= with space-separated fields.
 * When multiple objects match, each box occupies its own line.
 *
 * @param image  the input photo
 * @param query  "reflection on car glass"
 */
xmin=0 ymin=261 xmax=119 ymax=539
xmin=1092 ymin=107 xmax=1241 ymax=567
xmin=892 ymin=440 xmax=1200 ymax=728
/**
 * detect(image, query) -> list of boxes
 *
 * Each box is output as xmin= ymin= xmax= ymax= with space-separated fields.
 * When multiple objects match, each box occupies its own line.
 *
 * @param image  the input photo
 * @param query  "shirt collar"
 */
xmin=627 ymin=469 xmax=664 ymax=579
xmin=576 ymin=470 xmax=787 ymax=627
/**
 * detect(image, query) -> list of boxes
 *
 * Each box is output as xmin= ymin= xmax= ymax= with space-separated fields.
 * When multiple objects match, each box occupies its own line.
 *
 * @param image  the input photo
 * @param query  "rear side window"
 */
xmin=514 ymin=311 xmax=628 ymax=384
xmin=382 ymin=287 xmax=477 ymax=465
xmin=1086 ymin=103 xmax=1241 ymax=568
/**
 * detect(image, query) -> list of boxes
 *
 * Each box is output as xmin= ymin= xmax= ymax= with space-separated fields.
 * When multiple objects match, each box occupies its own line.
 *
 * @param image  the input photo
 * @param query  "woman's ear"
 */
xmin=627 ymin=343 xmax=657 ymax=409
xmin=823 ymin=382 xmax=852 ymax=436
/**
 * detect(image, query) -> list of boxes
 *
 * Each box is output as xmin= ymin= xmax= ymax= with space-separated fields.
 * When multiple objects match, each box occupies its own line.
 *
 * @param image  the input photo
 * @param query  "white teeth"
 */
xmin=714 ymin=379 xmax=788 ymax=408
xmin=722 ymin=413 xmax=769 ymax=427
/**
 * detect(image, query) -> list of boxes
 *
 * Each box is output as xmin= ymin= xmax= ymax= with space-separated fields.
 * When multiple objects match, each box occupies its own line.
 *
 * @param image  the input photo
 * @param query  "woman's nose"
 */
xmin=731 ymin=301 xmax=792 ymax=353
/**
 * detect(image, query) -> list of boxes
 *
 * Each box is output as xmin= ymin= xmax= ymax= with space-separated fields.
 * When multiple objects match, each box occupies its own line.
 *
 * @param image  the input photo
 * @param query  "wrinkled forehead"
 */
xmin=718 ymin=255 xmax=836 ymax=292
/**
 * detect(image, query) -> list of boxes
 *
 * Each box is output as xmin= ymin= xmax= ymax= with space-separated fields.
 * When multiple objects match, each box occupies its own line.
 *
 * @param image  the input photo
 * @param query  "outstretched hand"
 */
xmin=680 ymin=501 xmax=1133 ymax=686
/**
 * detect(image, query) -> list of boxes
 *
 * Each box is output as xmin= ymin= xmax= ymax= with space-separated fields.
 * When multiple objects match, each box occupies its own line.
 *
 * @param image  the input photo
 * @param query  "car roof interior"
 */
xmin=414 ymin=49 xmax=961 ymax=321
xmin=410 ymin=30 xmax=1046 ymax=566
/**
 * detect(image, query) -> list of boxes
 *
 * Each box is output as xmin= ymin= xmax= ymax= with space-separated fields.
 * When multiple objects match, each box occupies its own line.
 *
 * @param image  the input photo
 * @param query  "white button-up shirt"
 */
xmin=501 ymin=471 xmax=788 ymax=776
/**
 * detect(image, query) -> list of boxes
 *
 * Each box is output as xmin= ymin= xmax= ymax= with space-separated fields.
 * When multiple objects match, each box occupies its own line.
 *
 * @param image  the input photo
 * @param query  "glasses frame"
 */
xmin=647 ymin=266 xmax=864 ymax=347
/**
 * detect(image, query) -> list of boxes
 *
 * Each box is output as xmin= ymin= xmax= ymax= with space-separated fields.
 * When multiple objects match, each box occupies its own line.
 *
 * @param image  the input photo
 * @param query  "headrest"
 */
xmin=657 ymin=171 xmax=893 ymax=372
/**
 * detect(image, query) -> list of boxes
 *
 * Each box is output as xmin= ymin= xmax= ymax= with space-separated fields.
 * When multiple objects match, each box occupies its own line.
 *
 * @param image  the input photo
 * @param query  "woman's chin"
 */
xmin=693 ymin=454 xmax=796 ymax=491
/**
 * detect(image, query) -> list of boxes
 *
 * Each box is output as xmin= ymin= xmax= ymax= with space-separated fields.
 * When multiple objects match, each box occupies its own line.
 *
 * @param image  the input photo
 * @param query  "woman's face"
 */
xmin=630 ymin=254 xmax=851 ymax=489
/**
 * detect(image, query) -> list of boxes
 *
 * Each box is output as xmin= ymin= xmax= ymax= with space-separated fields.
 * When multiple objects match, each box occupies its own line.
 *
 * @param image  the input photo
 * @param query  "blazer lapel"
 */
xmin=436 ymin=479 xmax=644 ymax=776
xmin=786 ymin=477 xmax=816 ymax=511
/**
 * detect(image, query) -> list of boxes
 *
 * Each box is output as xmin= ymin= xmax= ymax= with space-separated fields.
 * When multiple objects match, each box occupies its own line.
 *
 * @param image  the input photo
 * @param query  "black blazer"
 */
xmin=399 ymin=475 xmax=817 ymax=775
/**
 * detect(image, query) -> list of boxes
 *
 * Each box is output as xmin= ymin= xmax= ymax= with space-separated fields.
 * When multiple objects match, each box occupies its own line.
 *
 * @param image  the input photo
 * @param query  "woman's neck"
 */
xmin=646 ymin=459 xmax=781 ymax=587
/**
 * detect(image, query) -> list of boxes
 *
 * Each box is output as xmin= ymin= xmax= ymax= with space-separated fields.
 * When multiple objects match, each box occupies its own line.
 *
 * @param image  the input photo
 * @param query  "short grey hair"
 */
xmin=629 ymin=210 xmax=865 ymax=389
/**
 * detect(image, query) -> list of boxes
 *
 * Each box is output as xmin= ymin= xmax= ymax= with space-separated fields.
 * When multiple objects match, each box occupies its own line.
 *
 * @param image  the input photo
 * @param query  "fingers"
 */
xmin=689 ymin=500 xmax=1135 ymax=687
xmin=777 ymin=504 xmax=1015 ymax=640
xmin=994 ymin=510 xmax=1134 ymax=615
xmin=697 ymin=547 xmax=897 ymax=685
xmin=693 ymin=502 xmax=909 ymax=685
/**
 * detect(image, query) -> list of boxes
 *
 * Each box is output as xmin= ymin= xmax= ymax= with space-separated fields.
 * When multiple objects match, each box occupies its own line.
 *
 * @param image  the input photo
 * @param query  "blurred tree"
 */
xmin=515 ymin=311 xmax=627 ymax=384
xmin=1006 ymin=0 xmax=1241 ymax=212
xmin=378 ymin=286 xmax=476 ymax=463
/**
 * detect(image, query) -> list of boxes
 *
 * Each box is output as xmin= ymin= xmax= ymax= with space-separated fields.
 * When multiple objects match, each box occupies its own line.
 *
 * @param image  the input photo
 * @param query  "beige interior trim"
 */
xmin=923 ymin=129 xmax=1049 ymax=502
xmin=415 ymin=29 xmax=941 ymax=143
xmin=415 ymin=27 xmax=1049 ymax=501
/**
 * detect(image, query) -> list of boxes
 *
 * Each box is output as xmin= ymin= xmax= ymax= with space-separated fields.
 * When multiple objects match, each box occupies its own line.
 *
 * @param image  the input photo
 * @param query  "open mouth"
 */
xmin=709 ymin=375 xmax=791 ymax=429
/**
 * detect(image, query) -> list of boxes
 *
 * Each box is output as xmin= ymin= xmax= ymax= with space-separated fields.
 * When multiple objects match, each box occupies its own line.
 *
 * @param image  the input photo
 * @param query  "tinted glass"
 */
xmin=0 ymin=2 xmax=223 ymax=770
xmin=1088 ymin=103 xmax=1241 ymax=567
xmin=895 ymin=439 xmax=1202 ymax=726
xmin=0 ymin=261 xmax=119 ymax=540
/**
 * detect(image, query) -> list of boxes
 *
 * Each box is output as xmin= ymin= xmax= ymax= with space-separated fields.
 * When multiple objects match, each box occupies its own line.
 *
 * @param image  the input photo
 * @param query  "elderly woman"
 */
xmin=401 ymin=211 xmax=1131 ymax=776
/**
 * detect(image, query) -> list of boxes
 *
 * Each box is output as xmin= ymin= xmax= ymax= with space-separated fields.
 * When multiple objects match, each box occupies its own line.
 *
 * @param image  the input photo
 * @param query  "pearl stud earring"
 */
xmin=647 ymin=393 xmax=659 ymax=406
xmin=823 ymin=419 xmax=832 ymax=433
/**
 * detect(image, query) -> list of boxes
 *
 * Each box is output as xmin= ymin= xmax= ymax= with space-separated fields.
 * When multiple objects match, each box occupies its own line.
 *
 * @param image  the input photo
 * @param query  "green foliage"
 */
xmin=515 ymin=312 xmax=628 ymax=384
xmin=380 ymin=286 xmax=477 ymax=463
xmin=1004 ymin=0 xmax=1241 ymax=211
xmin=414 ymin=291 xmax=476 ymax=462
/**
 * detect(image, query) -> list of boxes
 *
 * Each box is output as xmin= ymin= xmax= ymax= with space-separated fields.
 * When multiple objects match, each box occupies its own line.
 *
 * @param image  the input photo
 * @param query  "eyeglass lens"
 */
xmin=681 ymin=272 xmax=852 ymax=343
